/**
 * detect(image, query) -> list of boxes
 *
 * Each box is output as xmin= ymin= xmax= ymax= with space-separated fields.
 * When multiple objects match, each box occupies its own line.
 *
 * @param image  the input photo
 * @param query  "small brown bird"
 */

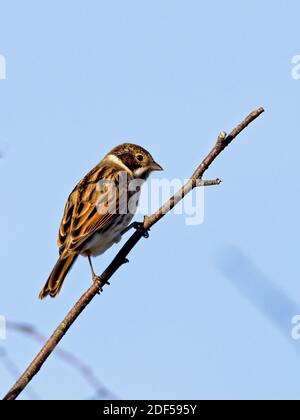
xmin=39 ymin=143 xmax=162 ymax=299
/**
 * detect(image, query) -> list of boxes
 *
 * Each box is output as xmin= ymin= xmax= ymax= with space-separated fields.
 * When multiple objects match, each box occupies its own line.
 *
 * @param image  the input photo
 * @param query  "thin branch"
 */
xmin=202 ymin=179 xmax=222 ymax=187
xmin=3 ymin=107 xmax=264 ymax=400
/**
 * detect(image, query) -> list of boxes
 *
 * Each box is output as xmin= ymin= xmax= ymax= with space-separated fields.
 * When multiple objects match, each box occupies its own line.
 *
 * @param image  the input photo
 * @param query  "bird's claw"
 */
xmin=92 ymin=275 xmax=103 ymax=294
xmin=133 ymin=222 xmax=150 ymax=238
xmin=121 ymin=219 xmax=150 ymax=238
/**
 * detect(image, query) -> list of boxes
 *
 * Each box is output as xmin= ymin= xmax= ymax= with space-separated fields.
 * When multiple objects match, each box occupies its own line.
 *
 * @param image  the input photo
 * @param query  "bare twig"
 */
xmin=202 ymin=179 xmax=222 ymax=187
xmin=3 ymin=107 xmax=264 ymax=400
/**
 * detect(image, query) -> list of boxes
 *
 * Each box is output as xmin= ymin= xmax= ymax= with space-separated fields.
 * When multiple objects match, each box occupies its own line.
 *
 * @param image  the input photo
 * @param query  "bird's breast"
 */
xmin=80 ymin=212 xmax=134 ymax=257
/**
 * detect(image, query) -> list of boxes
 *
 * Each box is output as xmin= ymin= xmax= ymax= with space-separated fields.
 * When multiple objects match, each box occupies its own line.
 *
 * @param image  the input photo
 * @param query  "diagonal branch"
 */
xmin=3 ymin=107 xmax=264 ymax=400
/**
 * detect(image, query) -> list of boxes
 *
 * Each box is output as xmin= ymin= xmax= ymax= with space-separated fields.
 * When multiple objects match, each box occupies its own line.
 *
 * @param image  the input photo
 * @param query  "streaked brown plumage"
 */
xmin=39 ymin=143 xmax=162 ymax=299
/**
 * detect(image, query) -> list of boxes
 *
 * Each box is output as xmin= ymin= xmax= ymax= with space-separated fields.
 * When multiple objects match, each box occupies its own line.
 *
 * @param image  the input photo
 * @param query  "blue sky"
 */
xmin=1 ymin=0 xmax=300 ymax=400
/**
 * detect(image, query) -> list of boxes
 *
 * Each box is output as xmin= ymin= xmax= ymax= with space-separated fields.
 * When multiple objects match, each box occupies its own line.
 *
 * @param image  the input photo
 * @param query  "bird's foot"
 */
xmin=92 ymin=274 xmax=104 ymax=294
xmin=133 ymin=222 xmax=150 ymax=238
xmin=121 ymin=219 xmax=150 ymax=238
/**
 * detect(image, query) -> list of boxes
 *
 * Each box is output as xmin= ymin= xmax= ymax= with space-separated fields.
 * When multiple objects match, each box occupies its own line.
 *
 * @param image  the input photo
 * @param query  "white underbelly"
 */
xmin=80 ymin=213 xmax=134 ymax=257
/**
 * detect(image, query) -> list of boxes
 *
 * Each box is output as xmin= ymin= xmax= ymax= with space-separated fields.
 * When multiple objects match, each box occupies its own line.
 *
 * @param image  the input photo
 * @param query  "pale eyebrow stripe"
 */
xmin=105 ymin=154 xmax=133 ymax=176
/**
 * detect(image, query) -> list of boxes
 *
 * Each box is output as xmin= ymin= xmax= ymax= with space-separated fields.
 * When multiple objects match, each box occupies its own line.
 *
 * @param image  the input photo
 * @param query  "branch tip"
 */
xmin=202 ymin=179 xmax=222 ymax=187
xmin=217 ymin=131 xmax=227 ymax=144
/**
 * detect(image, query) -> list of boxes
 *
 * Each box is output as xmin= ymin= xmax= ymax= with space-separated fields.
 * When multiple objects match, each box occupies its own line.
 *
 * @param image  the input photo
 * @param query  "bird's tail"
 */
xmin=39 ymin=254 xmax=78 ymax=299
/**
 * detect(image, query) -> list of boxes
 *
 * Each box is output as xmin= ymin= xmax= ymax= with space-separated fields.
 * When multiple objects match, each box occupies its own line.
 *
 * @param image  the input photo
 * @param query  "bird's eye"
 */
xmin=136 ymin=154 xmax=144 ymax=162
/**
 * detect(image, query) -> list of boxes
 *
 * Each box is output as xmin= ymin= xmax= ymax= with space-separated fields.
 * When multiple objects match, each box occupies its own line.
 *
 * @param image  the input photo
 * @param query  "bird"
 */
xmin=39 ymin=143 xmax=163 ymax=299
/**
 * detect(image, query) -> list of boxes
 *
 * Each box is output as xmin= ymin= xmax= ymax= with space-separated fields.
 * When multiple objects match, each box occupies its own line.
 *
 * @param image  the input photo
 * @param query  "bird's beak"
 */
xmin=149 ymin=161 xmax=163 ymax=171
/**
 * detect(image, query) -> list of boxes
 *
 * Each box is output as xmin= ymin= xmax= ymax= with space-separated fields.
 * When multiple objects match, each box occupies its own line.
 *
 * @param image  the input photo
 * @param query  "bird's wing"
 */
xmin=58 ymin=196 xmax=75 ymax=253
xmin=58 ymin=164 xmax=131 ymax=255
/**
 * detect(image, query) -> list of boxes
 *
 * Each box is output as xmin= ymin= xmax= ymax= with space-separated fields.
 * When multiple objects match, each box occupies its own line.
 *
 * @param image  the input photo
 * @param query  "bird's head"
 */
xmin=107 ymin=143 xmax=163 ymax=179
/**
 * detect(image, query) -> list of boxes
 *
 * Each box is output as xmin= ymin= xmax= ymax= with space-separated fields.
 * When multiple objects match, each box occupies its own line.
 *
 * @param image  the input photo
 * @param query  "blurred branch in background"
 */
xmin=0 ymin=142 xmax=8 ymax=159
xmin=3 ymin=107 xmax=265 ymax=400
xmin=5 ymin=320 xmax=117 ymax=400
xmin=215 ymin=245 xmax=300 ymax=347
xmin=0 ymin=348 xmax=40 ymax=400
